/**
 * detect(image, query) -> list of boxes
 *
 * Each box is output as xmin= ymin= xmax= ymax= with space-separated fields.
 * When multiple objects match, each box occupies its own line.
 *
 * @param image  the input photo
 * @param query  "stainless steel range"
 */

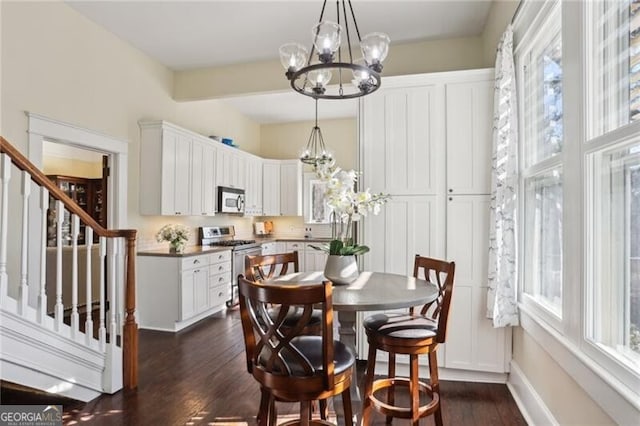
xmin=199 ymin=226 xmax=261 ymax=307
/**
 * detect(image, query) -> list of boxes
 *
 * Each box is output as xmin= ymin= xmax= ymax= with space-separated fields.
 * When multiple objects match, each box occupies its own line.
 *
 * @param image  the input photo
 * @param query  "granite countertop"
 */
xmin=138 ymin=245 xmax=231 ymax=258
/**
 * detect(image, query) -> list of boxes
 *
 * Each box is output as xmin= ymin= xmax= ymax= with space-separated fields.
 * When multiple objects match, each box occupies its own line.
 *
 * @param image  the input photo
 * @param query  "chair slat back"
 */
xmin=412 ymin=255 xmax=456 ymax=343
xmin=238 ymin=275 xmax=335 ymax=392
xmin=245 ymin=252 xmax=299 ymax=281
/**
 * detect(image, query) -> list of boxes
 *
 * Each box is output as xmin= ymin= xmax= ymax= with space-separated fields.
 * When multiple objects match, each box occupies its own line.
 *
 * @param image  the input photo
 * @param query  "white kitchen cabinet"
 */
xmin=304 ymin=248 xmax=328 ymax=272
xmin=444 ymin=195 xmax=510 ymax=372
xmin=446 ymin=80 xmax=493 ymax=195
xmin=139 ymin=120 xmax=217 ymax=216
xmin=262 ymin=161 xmax=281 ymax=216
xmin=191 ymin=138 xmax=217 ymax=216
xmin=261 ymin=242 xmax=278 ymax=255
xmin=261 ymin=160 xmax=302 ymax=217
xmin=216 ymin=145 xmax=246 ymax=190
xmin=280 ymin=160 xmax=303 ymax=216
xmin=359 ymin=69 xmax=510 ymax=377
xmin=285 ymin=241 xmax=306 ymax=271
xmin=363 ymin=195 xmax=444 ymax=275
xmin=138 ymin=249 xmax=232 ymax=332
xmin=244 ymin=155 xmax=263 ymax=216
xmin=361 ymin=85 xmax=444 ymax=196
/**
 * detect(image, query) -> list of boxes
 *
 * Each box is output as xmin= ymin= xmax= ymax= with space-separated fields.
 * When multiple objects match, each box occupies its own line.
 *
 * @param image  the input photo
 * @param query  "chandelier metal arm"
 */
xmin=347 ymin=0 xmax=363 ymax=42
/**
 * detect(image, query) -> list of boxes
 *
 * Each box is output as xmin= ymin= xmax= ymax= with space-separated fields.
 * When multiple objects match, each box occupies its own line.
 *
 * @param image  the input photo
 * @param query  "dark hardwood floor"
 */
xmin=1 ymin=308 xmax=527 ymax=425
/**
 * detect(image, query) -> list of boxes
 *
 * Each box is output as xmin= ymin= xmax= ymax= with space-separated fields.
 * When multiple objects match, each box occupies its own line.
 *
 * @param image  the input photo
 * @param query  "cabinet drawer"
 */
xmin=286 ymin=242 xmax=305 ymax=252
xmin=181 ymin=255 xmax=209 ymax=271
xmin=210 ymin=250 xmax=231 ymax=264
xmin=209 ymin=283 xmax=229 ymax=308
xmin=209 ymin=271 xmax=231 ymax=287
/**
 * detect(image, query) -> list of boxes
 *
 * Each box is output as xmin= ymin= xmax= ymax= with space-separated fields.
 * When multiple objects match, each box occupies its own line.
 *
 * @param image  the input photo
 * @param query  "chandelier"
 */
xmin=300 ymin=99 xmax=333 ymax=167
xmin=279 ymin=0 xmax=390 ymax=100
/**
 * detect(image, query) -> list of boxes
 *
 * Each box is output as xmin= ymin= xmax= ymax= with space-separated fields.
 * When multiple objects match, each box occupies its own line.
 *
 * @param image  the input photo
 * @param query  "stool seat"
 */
xmin=361 ymin=256 xmax=455 ymax=426
xmin=363 ymin=313 xmax=437 ymax=340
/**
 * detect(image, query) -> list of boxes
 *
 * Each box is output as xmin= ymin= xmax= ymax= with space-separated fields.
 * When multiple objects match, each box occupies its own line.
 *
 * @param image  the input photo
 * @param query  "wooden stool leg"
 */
xmin=268 ymin=394 xmax=277 ymax=426
xmin=258 ymin=387 xmax=271 ymax=426
xmin=342 ymin=387 xmax=353 ymax=426
xmin=361 ymin=342 xmax=378 ymax=426
xmin=386 ymin=352 xmax=396 ymax=424
xmin=410 ymin=354 xmax=420 ymax=426
xmin=300 ymin=401 xmax=311 ymax=426
xmin=319 ymin=399 xmax=328 ymax=420
xmin=429 ymin=351 xmax=443 ymax=426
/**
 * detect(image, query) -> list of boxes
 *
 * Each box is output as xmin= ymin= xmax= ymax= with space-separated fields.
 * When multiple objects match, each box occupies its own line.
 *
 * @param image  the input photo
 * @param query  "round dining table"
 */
xmin=268 ymin=270 xmax=439 ymax=348
xmin=267 ymin=270 xmax=439 ymax=424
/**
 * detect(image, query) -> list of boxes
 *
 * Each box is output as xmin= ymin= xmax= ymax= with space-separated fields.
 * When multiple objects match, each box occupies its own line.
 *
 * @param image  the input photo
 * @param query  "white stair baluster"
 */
xmin=109 ymin=239 xmax=118 ymax=342
xmin=70 ymin=214 xmax=79 ymax=337
xmin=38 ymin=187 xmax=48 ymax=323
xmin=54 ymin=200 xmax=64 ymax=331
xmin=0 ymin=154 xmax=11 ymax=301
xmin=85 ymin=227 xmax=93 ymax=344
xmin=99 ymin=236 xmax=106 ymax=351
xmin=18 ymin=170 xmax=31 ymax=315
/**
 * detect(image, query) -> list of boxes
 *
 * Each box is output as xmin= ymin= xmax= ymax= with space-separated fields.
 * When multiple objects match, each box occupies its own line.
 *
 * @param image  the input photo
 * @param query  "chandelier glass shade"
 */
xmin=300 ymin=99 xmax=333 ymax=167
xmin=279 ymin=0 xmax=390 ymax=100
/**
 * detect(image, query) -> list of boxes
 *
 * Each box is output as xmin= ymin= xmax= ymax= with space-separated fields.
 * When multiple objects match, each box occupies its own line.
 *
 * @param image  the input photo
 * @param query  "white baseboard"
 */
xmin=507 ymin=360 xmax=558 ymax=426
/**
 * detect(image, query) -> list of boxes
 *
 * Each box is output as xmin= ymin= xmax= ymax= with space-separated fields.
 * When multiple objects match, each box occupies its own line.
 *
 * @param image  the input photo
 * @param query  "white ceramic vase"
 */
xmin=324 ymin=255 xmax=359 ymax=285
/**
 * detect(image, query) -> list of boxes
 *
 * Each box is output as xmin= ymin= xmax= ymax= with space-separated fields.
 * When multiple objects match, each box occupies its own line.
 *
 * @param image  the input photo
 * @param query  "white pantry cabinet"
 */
xmin=137 ymin=249 xmax=232 ymax=332
xmin=139 ymin=121 xmax=217 ymax=216
xmin=445 ymin=80 xmax=494 ymax=195
xmin=359 ymin=69 xmax=511 ymax=377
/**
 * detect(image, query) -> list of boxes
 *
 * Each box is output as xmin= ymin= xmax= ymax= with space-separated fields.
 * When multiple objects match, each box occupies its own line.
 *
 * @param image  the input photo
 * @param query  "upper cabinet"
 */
xmin=361 ymin=85 xmax=444 ymax=195
xmin=140 ymin=121 xmax=196 ymax=216
xmin=216 ymin=144 xmax=246 ymax=190
xmin=445 ymin=80 xmax=493 ymax=195
xmin=244 ymin=155 xmax=263 ymax=216
xmin=262 ymin=160 xmax=302 ymax=217
xmin=280 ymin=160 xmax=302 ymax=217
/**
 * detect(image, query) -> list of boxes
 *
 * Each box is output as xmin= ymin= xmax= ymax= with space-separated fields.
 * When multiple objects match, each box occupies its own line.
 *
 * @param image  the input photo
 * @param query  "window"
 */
xmin=587 ymin=0 xmax=640 ymax=137
xmin=585 ymin=0 xmax=640 ymax=386
xmin=518 ymin=2 xmax=564 ymax=317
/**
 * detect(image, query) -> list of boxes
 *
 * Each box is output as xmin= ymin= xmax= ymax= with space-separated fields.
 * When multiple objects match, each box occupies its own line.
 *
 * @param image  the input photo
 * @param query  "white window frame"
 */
xmin=584 ymin=124 xmax=640 ymax=402
xmin=516 ymin=0 xmax=564 ymax=330
xmin=514 ymin=0 xmax=640 ymax=423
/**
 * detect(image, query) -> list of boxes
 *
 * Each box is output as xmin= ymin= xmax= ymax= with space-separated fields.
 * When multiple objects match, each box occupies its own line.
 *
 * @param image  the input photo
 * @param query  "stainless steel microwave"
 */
xmin=217 ymin=186 xmax=245 ymax=214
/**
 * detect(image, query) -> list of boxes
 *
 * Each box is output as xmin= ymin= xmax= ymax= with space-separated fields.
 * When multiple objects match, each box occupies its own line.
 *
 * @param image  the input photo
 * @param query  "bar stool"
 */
xmin=361 ymin=255 xmax=456 ymax=426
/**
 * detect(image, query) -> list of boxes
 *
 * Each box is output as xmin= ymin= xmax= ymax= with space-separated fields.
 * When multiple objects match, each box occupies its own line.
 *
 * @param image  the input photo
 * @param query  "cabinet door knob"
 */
xmin=193 ymin=259 xmax=200 ymax=264
xmin=194 ymin=269 xmax=200 ymax=273
xmin=448 ymin=189 xmax=453 ymax=193
xmin=218 ymin=265 xmax=223 ymax=271
xmin=449 ymin=197 xmax=453 ymax=201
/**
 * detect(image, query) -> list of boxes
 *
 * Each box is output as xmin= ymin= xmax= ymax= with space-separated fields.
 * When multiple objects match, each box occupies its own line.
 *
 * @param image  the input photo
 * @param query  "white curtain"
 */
xmin=487 ymin=25 xmax=519 ymax=328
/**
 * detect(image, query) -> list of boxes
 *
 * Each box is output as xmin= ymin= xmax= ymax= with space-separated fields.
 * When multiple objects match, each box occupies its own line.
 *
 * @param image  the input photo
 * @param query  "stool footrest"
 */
xmin=367 ymin=377 xmax=440 ymax=420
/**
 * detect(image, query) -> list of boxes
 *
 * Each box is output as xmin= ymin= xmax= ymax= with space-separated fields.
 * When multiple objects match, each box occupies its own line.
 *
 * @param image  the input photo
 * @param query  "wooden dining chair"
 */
xmin=245 ymin=252 xmax=323 ymax=335
xmin=238 ymin=275 xmax=355 ymax=426
xmin=361 ymin=255 xmax=456 ymax=426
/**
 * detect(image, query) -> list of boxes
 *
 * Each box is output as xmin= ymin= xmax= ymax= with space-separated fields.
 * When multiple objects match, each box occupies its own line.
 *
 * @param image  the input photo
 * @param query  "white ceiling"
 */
xmin=66 ymin=0 xmax=494 ymax=123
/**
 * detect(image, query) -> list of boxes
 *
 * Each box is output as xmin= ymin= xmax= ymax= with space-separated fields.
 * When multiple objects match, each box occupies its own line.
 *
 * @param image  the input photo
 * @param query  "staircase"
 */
xmin=0 ymin=137 xmax=138 ymax=401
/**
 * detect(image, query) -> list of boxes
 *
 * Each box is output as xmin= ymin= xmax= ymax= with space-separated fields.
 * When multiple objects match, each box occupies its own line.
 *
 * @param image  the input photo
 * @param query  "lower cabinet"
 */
xmin=138 ymin=249 xmax=232 ymax=332
xmin=285 ymin=241 xmax=328 ymax=272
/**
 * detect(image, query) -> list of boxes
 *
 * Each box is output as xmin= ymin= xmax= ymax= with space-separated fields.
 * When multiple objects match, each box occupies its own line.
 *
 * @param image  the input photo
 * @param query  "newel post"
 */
xmin=123 ymin=232 xmax=138 ymax=389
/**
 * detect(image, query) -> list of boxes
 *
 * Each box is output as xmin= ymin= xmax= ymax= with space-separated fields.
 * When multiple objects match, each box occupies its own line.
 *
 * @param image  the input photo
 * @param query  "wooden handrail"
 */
xmin=0 ymin=136 xmax=138 ymax=389
xmin=1 ymin=137 xmax=135 ymax=239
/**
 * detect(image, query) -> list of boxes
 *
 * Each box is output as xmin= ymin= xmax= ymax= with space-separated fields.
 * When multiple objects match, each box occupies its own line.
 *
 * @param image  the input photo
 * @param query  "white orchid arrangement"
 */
xmin=156 ymin=224 xmax=191 ymax=245
xmin=311 ymin=163 xmax=390 ymax=255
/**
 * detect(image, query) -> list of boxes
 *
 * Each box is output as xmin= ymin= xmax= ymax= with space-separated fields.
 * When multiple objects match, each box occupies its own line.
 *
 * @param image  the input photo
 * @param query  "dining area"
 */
xmin=238 ymin=251 xmax=456 ymax=426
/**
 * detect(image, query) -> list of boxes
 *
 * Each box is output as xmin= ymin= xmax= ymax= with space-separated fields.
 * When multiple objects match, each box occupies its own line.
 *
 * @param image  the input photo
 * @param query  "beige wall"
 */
xmin=513 ymin=328 xmax=615 ymax=425
xmin=0 ymin=1 xmax=261 ymax=255
xmin=174 ymin=36 xmax=486 ymax=101
xmin=481 ymin=0 xmax=520 ymax=66
xmin=260 ymin=118 xmax=357 ymax=170
xmin=43 ymin=156 xmax=103 ymax=179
